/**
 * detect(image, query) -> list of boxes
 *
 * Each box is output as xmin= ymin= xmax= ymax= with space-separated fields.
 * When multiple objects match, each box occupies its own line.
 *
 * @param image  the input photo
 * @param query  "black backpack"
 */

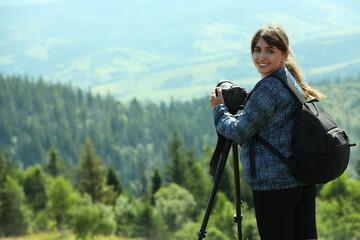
xmin=250 ymin=73 xmax=356 ymax=184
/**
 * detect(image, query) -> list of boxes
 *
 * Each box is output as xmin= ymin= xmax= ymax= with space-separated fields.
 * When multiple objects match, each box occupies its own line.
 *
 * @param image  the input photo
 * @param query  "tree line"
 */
xmin=0 ymin=129 xmax=254 ymax=239
xmin=1 ymin=131 xmax=360 ymax=239
xmin=0 ymin=73 xmax=360 ymax=239
xmin=0 ymin=74 xmax=217 ymax=194
xmin=0 ymin=74 xmax=359 ymax=195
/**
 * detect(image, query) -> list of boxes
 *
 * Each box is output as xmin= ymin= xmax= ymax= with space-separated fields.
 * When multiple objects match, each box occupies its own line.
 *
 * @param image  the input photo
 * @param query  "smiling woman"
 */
xmin=209 ymin=22 xmax=326 ymax=240
xmin=251 ymin=23 xmax=326 ymax=100
xmin=252 ymin=37 xmax=288 ymax=78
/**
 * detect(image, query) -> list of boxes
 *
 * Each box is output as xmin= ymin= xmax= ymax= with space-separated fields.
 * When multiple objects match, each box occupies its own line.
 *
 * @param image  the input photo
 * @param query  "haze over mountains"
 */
xmin=1 ymin=0 xmax=359 ymax=102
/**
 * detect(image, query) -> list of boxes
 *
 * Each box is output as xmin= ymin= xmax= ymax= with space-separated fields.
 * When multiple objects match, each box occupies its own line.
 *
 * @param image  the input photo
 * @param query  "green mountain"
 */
xmin=1 ymin=0 xmax=360 ymax=102
xmin=0 ymin=74 xmax=216 ymax=193
xmin=0 ymin=74 xmax=359 ymax=194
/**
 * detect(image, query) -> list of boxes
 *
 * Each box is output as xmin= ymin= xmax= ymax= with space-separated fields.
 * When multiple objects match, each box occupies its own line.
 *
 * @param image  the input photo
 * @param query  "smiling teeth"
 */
xmin=259 ymin=63 xmax=268 ymax=66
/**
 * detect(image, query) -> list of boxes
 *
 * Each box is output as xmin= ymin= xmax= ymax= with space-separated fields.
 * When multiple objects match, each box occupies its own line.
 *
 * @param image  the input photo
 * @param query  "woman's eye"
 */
xmin=267 ymin=50 xmax=274 ymax=53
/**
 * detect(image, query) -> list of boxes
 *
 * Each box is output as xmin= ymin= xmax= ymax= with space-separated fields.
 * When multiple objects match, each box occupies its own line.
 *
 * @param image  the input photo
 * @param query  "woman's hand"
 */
xmin=209 ymin=87 xmax=225 ymax=109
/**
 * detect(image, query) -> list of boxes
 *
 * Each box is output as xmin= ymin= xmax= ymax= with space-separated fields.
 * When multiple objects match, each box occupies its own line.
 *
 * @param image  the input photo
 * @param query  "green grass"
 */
xmin=0 ymin=231 xmax=139 ymax=240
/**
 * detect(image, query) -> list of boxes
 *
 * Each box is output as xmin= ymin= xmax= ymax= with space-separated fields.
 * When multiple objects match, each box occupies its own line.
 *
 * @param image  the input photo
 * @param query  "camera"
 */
xmin=216 ymin=79 xmax=248 ymax=114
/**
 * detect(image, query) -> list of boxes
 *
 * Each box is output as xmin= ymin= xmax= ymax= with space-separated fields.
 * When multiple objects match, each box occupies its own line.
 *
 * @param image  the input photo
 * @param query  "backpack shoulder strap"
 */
xmin=250 ymin=73 xmax=302 ymax=179
xmin=249 ymin=135 xmax=294 ymax=178
xmin=270 ymin=73 xmax=306 ymax=104
xmin=255 ymin=135 xmax=290 ymax=165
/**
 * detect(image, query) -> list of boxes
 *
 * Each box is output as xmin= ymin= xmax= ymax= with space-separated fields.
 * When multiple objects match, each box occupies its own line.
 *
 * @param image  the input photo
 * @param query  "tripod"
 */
xmin=196 ymin=137 xmax=243 ymax=240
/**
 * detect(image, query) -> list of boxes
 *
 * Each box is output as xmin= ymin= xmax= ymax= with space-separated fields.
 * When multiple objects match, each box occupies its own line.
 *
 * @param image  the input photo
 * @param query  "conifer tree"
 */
xmin=0 ymin=176 xmax=29 ymax=236
xmin=165 ymin=130 xmax=187 ymax=186
xmin=75 ymin=138 xmax=105 ymax=202
xmin=23 ymin=165 xmax=47 ymax=213
xmin=0 ymin=153 xmax=28 ymax=236
xmin=139 ymin=155 xmax=149 ymax=198
xmin=182 ymin=149 xmax=211 ymax=212
xmin=151 ymin=166 xmax=162 ymax=205
xmin=151 ymin=166 xmax=162 ymax=196
xmin=44 ymin=147 xmax=64 ymax=177
xmin=0 ymin=152 xmax=15 ymax=186
xmin=133 ymin=201 xmax=169 ymax=240
xmin=106 ymin=166 xmax=123 ymax=194
xmin=355 ymin=157 xmax=360 ymax=176
xmin=103 ymin=166 xmax=122 ymax=205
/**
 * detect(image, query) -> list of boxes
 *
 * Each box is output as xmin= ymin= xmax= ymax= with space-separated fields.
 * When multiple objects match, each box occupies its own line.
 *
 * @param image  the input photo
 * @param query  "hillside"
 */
xmin=1 ymin=0 xmax=360 ymax=102
xmin=0 ymin=74 xmax=359 ymax=194
xmin=0 ymin=74 xmax=216 ymax=193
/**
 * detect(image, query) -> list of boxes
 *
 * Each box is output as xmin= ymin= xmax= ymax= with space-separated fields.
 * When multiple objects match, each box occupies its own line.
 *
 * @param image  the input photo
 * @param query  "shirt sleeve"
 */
xmin=213 ymin=77 xmax=288 ymax=145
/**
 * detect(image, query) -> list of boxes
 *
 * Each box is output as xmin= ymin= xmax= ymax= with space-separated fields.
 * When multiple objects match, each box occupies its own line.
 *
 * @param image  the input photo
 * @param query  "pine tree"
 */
xmin=151 ymin=166 xmax=162 ymax=195
xmin=0 ymin=152 xmax=15 ymax=186
xmin=106 ymin=166 xmax=123 ymax=194
xmin=23 ymin=165 xmax=47 ymax=213
xmin=103 ymin=166 xmax=122 ymax=205
xmin=44 ymin=147 xmax=64 ymax=177
xmin=355 ymin=157 xmax=360 ymax=176
xmin=75 ymin=138 xmax=105 ymax=203
xmin=151 ymin=166 xmax=162 ymax=205
xmin=133 ymin=201 xmax=169 ymax=240
xmin=139 ymin=155 xmax=148 ymax=198
xmin=182 ymin=149 xmax=211 ymax=213
xmin=165 ymin=130 xmax=187 ymax=186
xmin=0 ymin=153 xmax=28 ymax=236
xmin=0 ymin=176 xmax=29 ymax=236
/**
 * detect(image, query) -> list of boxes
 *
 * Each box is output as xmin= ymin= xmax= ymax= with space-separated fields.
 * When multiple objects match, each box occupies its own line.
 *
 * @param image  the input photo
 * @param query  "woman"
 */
xmin=209 ymin=23 xmax=325 ymax=239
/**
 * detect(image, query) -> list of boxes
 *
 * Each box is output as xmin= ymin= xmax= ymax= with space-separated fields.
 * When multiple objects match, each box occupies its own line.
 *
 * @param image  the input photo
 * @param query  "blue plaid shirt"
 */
xmin=213 ymin=67 xmax=306 ymax=190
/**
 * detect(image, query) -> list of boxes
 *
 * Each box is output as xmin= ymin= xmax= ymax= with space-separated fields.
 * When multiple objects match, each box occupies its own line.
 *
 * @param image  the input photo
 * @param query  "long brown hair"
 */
xmin=251 ymin=23 xmax=325 ymax=99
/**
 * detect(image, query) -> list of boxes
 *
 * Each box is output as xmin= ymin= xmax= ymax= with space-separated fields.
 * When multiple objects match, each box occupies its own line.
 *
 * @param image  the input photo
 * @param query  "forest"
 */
xmin=0 ymin=74 xmax=360 ymax=239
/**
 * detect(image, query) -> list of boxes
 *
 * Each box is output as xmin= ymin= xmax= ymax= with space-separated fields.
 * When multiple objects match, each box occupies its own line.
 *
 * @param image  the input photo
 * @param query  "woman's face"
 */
xmin=252 ymin=37 xmax=288 ymax=78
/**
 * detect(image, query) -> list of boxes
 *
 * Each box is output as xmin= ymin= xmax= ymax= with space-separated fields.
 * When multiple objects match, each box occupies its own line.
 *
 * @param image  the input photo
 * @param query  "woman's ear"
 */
xmin=282 ymin=52 xmax=289 ymax=64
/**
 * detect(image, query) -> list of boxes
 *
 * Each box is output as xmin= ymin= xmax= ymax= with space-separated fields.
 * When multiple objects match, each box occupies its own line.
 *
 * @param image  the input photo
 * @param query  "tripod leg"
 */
xmin=197 ymin=140 xmax=233 ymax=239
xmin=232 ymin=143 xmax=243 ymax=240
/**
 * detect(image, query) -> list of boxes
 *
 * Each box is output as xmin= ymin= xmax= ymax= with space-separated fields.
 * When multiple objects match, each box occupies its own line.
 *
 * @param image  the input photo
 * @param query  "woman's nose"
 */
xmin=258 ymin=52 xmax=265 ymax=60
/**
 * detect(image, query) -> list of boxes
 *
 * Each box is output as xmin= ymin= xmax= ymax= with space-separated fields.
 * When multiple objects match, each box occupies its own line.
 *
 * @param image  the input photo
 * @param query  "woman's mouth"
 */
xmin=258 ymin=63 xmax=269 ymax=68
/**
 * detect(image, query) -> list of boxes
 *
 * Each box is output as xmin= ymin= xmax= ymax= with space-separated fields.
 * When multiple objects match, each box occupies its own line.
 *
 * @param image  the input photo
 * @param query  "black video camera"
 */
xmin=216 ymin=79 xmax=248 ymax=114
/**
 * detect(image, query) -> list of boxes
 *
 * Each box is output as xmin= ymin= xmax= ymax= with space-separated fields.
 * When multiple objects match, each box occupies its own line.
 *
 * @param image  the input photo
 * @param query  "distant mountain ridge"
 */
xmin=1 ymin=74 xmax=359 ymax=193
xmin=1 ymin=0 xmax=360 ymax=102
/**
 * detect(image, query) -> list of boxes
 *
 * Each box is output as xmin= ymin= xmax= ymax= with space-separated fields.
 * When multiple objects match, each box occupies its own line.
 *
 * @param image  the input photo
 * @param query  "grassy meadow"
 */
xmin=0 ymin=231 xmax=137 ymax=240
